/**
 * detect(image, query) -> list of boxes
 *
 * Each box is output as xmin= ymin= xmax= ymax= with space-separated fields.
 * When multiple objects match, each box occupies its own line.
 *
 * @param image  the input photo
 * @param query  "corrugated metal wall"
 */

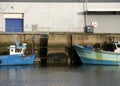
xmin=0 ymin=0 xmax=120 ymax=2
xmin=23 ymin=3 xmax=84 ymax=32
xmin=0 ymin=1 xmax=120 ymax=33
xmin=87 ymin=14 xmax=120 ymax=33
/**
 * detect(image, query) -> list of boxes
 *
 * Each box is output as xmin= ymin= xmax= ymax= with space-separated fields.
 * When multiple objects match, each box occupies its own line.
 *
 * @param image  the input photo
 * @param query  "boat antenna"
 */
xmin=83 ymin=0 xmax=88 ymax=28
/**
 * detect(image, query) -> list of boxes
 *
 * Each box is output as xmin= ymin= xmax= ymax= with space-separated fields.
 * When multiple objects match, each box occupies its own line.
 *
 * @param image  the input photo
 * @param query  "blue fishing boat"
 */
xmin=0 ymin=36 xmax=35 ymax=65
xmin=74 ymin=42 xmax=120 ymax=65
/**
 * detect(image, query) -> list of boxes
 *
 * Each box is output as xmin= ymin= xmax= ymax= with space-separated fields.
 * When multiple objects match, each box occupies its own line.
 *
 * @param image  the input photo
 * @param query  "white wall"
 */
xmin=0 ymin=2 xmax=120 ymax=33
xmin=0 ymin=3 xmax=84 ymax=32
xmin=24 ymin=3 xmax=84 ymax=32
xmin=87 ymin=3 xmax=120 ymax=10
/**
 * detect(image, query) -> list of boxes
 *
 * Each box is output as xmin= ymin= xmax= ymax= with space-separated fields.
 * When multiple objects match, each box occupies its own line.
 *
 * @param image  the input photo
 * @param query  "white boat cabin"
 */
xmin=8 ymin=43 xmax=27 ymax=55
xmin=8 ymin=36 xmax=27 ymax=55
xmin=114 ymin=41 xmax=120 ymax=53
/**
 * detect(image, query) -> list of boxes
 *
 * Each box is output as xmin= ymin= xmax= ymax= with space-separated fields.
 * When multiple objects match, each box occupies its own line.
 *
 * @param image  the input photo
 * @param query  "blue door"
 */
xmin=5 ymin=19 xmax=23 ymax=32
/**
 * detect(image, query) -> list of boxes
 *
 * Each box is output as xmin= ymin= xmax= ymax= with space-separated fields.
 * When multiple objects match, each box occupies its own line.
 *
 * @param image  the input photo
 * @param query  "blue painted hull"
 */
xmin=0 ymin=54 xmax=35 ymax=65
xmin=74 ymin=45 xmax=120 ymax=65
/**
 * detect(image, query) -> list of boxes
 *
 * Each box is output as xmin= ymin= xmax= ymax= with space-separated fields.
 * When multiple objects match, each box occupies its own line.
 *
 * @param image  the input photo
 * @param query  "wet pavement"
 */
xmin=0 ymin=64 xmax=120 ymax=86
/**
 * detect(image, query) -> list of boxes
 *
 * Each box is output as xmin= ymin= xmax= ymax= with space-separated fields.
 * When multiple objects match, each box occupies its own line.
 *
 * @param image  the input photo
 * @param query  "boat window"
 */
xmin=11 ymin=49 xmax=13 ymax=52
xmin=117 ymin=44 xmax=120 ymax=48
xmin=113 ymin=44 xmax=116 ymax=50
xmin=15 ymin=49 xmax=22 ymax=52
xmin=23 ymin=49 xmax=25 ymax=53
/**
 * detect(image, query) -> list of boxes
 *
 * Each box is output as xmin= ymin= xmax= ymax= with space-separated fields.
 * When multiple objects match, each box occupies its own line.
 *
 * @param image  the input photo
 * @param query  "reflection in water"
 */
xmin=0 ymin=64 xmax=120 ymax=86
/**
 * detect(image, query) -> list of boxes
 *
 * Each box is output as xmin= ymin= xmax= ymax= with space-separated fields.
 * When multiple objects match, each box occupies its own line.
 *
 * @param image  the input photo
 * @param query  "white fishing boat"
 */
xmin=74 ymin=42 xmax=120 ymax=65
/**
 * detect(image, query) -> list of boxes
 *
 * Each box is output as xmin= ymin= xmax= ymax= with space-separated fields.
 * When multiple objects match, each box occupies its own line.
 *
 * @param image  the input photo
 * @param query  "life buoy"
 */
xmin=91 ymin=22 xmax=97 ymax=28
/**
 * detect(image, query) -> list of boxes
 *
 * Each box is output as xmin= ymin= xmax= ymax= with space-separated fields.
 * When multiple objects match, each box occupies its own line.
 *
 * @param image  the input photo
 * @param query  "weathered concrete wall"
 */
xmin=0 ymin=33 xmax=120 ymax=50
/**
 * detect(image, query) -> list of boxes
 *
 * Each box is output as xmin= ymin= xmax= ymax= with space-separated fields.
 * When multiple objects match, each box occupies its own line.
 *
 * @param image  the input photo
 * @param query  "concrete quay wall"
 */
xmin=0 ymin=33 xmax=120 ymax=64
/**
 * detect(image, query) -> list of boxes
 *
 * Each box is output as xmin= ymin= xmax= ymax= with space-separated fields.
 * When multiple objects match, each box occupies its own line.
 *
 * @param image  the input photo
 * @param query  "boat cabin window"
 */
xmin=11 ymin=49 xmax=13 ymax=52
xmin=15 ymin=49 xmax=22 ymax=52
xmin=23 ymin=49 xmax=25 ymax=53
xmin=117 ymin=44 xmax=120 ymax=48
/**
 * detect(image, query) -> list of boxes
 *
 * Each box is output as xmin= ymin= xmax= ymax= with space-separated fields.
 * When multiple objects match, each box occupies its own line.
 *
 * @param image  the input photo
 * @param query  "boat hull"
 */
xmin=0 ymin=54 xmax=35 ymax=65
xmin=74 ymin=45 xmax=120 ymax=65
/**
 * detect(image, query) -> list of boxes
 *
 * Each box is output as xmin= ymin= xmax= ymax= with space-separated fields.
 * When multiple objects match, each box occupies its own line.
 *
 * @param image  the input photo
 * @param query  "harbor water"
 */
xmin=0 ymin=64 xmax=120 ymax=86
